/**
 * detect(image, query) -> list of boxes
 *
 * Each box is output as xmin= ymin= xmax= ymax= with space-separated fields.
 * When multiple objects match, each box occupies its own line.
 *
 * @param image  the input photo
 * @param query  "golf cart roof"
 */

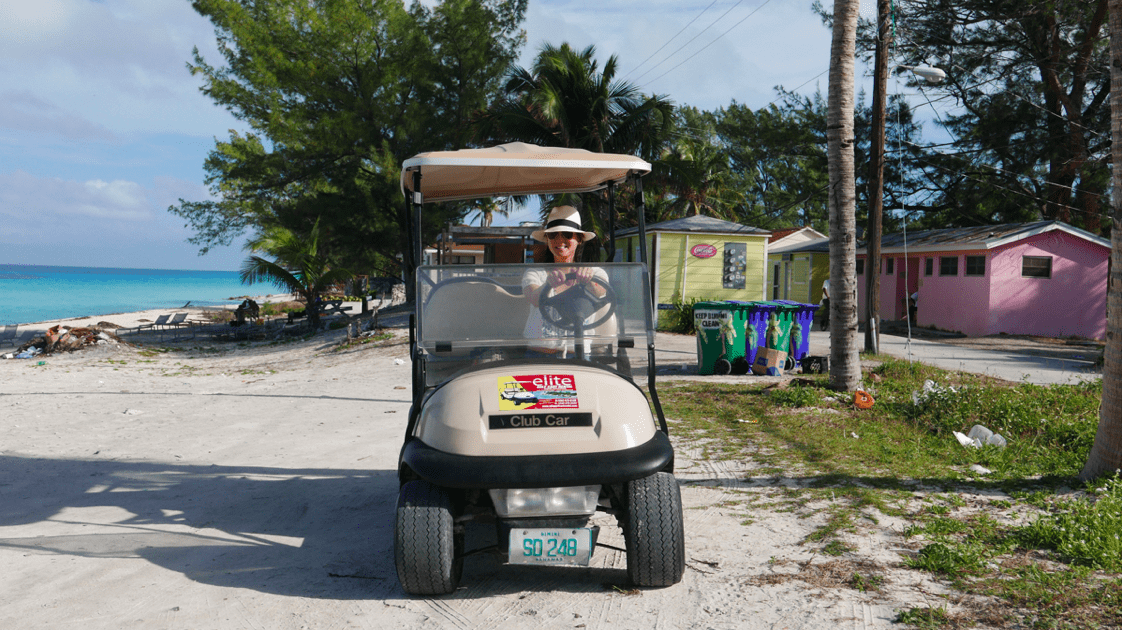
xmin=401 ymin=142 xmax=651 ymax=203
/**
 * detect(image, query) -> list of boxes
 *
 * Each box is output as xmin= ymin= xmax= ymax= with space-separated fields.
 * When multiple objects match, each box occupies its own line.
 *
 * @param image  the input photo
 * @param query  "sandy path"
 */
xmin=0 ymin=323 xmax=965 ymax=629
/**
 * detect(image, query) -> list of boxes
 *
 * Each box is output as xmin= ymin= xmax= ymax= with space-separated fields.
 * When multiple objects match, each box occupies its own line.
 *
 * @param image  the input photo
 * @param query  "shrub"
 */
xmin=659 ymin=293 xmax=710 ymax=335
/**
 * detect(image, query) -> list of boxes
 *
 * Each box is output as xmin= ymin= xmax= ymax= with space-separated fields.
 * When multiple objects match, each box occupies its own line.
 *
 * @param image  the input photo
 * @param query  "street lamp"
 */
xmin=899 ymin=64 xmax=946 ymax=84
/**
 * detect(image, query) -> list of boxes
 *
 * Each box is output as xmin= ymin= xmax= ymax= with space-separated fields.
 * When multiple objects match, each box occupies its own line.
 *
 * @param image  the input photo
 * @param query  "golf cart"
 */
xmin=394 ymin=143 xmax=683 ymax=595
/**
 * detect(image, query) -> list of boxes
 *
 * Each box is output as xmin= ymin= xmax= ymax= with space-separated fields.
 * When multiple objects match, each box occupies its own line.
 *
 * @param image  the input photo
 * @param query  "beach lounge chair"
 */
xmin=135 ymin=314 xmax=171 ymax=334
xmin=165 ymin=312 xmax=190 ymax=329
xmin=0 ymin=325 xmax=19 ymax=347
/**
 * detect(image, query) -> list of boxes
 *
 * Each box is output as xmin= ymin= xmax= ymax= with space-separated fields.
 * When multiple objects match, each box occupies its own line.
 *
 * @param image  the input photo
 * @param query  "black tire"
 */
xmin=785 ymin=354 xmax=797 ymax=371
xmin=625 ymin=472 xmax=685 ymax=587
xmin=731 ymin=357 xmax=750 ymax=375
xmin=714 ymin=358 xmax=732 ymax=375
xmin=394 ymin=480 xmax=462 ymax=595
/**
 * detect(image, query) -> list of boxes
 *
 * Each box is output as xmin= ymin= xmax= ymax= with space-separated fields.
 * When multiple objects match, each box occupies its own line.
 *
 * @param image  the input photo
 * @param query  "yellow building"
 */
xmin=614 ymin=216 xmax=771 ymax=323
xmin=766 ymin=230 xmax=829 ymax=304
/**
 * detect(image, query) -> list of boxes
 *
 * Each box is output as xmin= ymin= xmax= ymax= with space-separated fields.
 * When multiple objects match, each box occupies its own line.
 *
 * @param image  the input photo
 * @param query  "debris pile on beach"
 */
xmin=4 ymin=323 xmax=128 ymax=359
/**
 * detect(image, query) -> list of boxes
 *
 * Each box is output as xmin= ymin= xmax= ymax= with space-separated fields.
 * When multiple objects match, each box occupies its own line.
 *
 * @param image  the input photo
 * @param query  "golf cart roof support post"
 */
xmin=412 ymin=170 xmax=423 ymax=271
xmin=628 ymin=173 xmax=668 ymax=435
xmin=606 ymin=180 xmax=617 ymax=262
xmin=634 ymin=175 xmax=649 ymax=267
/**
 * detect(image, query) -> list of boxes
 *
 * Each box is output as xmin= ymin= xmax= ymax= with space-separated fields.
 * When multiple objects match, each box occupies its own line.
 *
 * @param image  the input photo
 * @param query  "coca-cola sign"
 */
xmin=690 ymin=244 xmax=717 ymax=258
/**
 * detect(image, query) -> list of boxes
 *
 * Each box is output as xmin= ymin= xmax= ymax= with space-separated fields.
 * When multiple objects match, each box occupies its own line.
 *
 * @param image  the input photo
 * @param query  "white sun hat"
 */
xmin=531 ymin=205 xmax=597 ymax=243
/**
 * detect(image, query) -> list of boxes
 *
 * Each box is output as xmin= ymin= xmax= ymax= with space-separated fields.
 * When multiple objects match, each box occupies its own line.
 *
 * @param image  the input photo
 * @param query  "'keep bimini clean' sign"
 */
xmin=497 ymin=374 xmax=579 ymax=410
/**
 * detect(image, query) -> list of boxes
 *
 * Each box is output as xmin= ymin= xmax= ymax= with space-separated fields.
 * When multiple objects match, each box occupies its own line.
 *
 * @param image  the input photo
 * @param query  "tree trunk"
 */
xmin=827 ymin=0 xmax=862 ymax=392
xmin=1081 ymin=0 xmax=1122 ymax=480
xmin=865 ymin=0 xmax=891 ymax=354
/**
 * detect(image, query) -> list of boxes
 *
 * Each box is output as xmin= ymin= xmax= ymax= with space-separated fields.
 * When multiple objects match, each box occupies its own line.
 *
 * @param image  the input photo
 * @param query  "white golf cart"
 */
xmin=394 ymin=143 xmax=683 ymax=595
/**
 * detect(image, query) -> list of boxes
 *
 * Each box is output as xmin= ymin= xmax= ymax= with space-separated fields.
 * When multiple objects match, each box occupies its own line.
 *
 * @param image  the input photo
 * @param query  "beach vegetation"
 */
xmin=240 ymin=219 xmax=353 ymax=330
xmin=656 ymin=358 xmax=1117 ymax=627
xmin=173 ymin=0 xmax=529 ymax=293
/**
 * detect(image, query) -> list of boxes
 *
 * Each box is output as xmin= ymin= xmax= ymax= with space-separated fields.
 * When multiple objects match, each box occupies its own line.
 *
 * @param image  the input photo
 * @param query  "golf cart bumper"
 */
xmin=400 ymin=431 xmax=674 ymax=489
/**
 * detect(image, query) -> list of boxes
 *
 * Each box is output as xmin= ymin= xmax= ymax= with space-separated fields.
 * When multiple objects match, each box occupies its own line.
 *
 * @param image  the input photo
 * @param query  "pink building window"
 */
xmin=1022 ymin=255 xmax=1052 ymax=278
xmin=965 ymin=255 xmax=985 ymax=277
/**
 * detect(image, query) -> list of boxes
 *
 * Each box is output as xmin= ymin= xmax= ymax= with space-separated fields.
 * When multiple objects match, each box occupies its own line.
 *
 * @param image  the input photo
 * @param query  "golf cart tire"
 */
xmin=395 ymin=480 xmax=461 ymax=595
xmin=714 ymin=358 xmax=732 ymax=375
xmin=625 ymin=472 xmax=685 ymax=587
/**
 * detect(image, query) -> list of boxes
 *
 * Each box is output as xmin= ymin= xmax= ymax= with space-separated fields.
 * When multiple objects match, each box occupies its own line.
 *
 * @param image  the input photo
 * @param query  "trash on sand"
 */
xmin=954 ymin=425 xmax=1007 ymax=448
xmin=911 ymin=379 xmax=961 ymax=406
xmin=953 ymin=431 xmax=975 ymax=447
xmin=854 ymin=390 xmax=875 ymax=409
xmin=10 ymin=324 xmax=127 ymax=358
xmin=967 ymin=424 xmax=1007 ymax=448
xmin=969 ymin=464 xmax=993 ymax=475
xmin=393 ymin=358 xmax=405 ymax=365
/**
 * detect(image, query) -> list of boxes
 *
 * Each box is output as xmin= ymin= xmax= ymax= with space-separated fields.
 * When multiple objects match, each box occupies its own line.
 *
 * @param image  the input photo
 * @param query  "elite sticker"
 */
xmin=497 ymin=374 xmax=579 ymax=410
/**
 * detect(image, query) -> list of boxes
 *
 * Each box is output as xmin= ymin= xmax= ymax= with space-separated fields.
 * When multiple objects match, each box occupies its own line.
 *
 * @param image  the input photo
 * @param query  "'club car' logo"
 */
xmin=690 ymin=244 xmax=717 ymax=258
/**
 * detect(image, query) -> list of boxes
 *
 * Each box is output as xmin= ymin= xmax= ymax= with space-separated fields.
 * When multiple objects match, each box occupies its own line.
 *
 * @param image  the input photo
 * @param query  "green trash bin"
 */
xmin=693 ymin=301 xmax=749 ymax=375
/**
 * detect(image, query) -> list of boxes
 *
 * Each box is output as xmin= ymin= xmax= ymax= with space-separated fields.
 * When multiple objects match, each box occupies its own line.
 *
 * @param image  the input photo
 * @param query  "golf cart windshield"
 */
xmin=417 ymin=262 xmax=653 ymax=386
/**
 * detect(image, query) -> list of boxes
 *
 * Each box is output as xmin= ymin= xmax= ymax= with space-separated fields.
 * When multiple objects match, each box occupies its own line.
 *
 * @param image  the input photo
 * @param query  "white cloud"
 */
xmin=0 ymin=170 xmax=150 ymax=221
xmin=0 ymin=0 xmax=240 ymax=138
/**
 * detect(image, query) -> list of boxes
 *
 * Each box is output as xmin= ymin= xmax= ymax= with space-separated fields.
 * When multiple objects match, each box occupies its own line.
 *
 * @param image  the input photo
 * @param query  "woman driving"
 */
xmin=522 ymin=206 xmax=608 ymax=355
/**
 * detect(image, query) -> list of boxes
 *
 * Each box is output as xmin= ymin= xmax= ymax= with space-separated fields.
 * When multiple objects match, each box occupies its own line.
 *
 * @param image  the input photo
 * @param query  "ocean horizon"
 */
xmin=0 ymin=263 xmax=280 ymax=326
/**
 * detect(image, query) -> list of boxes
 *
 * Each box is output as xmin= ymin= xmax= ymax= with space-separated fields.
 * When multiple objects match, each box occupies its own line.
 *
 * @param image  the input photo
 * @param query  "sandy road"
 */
xmin=0 ymin=327 xmax=965 ymax=629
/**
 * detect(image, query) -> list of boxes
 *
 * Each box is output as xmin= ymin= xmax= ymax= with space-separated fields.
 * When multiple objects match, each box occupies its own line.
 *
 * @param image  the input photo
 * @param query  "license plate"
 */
xmin=509 ymin=528 xmax=593 ymax=566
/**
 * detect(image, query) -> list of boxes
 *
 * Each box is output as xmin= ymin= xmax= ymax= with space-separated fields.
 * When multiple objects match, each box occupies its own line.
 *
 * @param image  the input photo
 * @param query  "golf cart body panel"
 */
xmin=411 ymin=363 xmax=656 ymax=457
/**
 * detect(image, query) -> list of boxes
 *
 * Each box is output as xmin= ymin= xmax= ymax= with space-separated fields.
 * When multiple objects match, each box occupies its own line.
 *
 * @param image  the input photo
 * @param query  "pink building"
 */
xmin=856 ymin=221 xmax=1110 ymax=340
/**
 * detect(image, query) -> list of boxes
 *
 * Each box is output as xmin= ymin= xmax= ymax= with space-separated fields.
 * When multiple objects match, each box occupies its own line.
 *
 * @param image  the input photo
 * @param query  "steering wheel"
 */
xmin=538 ymin=272 xmax=616 ymax=333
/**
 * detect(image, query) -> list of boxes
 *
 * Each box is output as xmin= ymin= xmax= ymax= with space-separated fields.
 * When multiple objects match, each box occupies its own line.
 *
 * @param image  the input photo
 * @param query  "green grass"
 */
xmin=657 ymin=357 xmax=1117 ymax=628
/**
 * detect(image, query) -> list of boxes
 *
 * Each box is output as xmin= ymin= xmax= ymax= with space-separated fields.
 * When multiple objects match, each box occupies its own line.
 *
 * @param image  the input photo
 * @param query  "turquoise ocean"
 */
xmin=0 ymin=264 xmax=277 ymax=326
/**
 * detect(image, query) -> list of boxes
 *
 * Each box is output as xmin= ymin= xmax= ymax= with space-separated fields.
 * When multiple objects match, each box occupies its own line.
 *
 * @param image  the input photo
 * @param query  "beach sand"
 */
xmin=1 ymin=305 xmax=975 ymax=629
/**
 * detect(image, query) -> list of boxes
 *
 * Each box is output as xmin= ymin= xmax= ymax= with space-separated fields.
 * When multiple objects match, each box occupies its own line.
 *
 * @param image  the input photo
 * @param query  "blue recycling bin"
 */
xmin=771 ymin=301 xmax=820 ymax=361
xmin=730 ymin=301 xmax=777 ymax=369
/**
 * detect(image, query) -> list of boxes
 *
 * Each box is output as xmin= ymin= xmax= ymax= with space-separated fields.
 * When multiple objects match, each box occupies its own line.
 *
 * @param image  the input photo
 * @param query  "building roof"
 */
xmin=615 ymin=215 xmax=769 ymax=237
xmin=768 ymin=226 xmax=826 ymax=244
xmin=770 ymin=238 xmax=829 ymax=254
xmin=861 ymin=220 xmax=1110 ymax=254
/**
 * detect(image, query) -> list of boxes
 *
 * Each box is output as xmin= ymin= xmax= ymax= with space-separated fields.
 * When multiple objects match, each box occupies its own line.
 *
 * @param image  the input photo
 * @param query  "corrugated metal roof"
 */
xmin=865 ymin=220 xmax=1109 ymax=253
xmin=767 ymin=220 xmax=1109 ymax=255
xmin=615 ymin=215 xmax=769 ymax=237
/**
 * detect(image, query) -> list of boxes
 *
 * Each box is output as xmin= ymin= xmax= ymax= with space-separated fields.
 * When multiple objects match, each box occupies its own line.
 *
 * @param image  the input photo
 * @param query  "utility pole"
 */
xmin=865 ymin=0 xmax=892 ymax=354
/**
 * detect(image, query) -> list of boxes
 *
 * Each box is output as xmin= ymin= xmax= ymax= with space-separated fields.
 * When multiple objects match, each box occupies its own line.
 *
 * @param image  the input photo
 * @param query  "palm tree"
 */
xmin=239 ymin=220 xmax=353 ymax=330
xmin=481 ymin=43 xmax=673 ymax=158
xmin=1081 ymin=0 xmax=1122 ymax=480
xmin=467 ymin=197 xmax=510 ymax=227
xmin=650 ymin=137 xmax=738 ymax=221
xmin=477 ymin=43 xmax=674 ymax=237
xmin=827 ymin=0 xmax=862 ymax=392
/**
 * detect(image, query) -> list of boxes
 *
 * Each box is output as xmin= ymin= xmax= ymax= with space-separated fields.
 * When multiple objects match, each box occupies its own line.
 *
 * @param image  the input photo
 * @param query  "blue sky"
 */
xmin=0 ymin=0 xmax=882 ymax=272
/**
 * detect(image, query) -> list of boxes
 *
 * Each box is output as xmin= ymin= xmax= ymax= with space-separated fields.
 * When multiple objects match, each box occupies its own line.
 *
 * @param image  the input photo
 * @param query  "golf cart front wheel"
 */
xmin=394 ymin=480 xmax=462 ymax=595
xmin=625 ymin=472 xmax=685 ymax=587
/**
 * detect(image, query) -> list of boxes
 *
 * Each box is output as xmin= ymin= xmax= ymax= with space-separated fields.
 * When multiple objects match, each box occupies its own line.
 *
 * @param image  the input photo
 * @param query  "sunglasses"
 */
xmin=546 ymin=231 xmax=578 ymax=241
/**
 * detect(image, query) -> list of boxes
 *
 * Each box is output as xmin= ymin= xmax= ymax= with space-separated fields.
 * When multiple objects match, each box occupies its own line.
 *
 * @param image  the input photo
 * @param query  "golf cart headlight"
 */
xmin=489 ymin=486 xmax=600 ymax=517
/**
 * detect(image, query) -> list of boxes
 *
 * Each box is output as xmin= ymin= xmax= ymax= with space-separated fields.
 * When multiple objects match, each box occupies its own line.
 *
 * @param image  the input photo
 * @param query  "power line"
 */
xmin=625 ymin=0 xmax=721 ymax=80
xmin=643 ymin=0 xmax=776 ymax=86
xmin=632 ymin=1 xmax=749 ymax=84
